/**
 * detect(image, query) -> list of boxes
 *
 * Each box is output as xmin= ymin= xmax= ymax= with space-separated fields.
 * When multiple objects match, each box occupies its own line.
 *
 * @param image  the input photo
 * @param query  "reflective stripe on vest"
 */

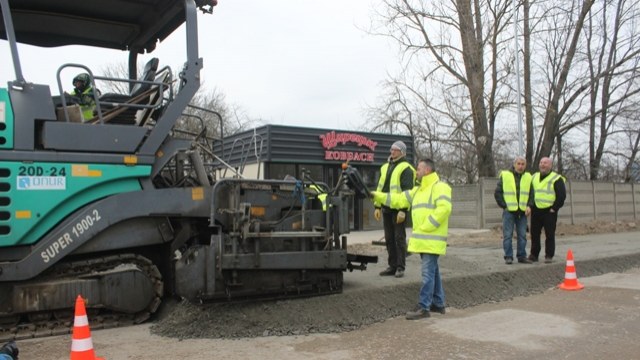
xmin=408 ymin=232 xmax=448 ymax=254
xmin=410 ymin=233 xmax=448 ymax=241
xmin=318 ymin=193 xmax=327 ymax=211
xmin=407 ymin=180 xmax=451 ymax=255
xmin=428 ymin=215 xmax=440 ymax=228
xmin=72 ymin=87 xmax=96 ymax=121
xmin=376 ymin=161 xmax=415 ymax=209
xmin=532 ymin=172 xmax=563 ymax=209
xmin=500 ymin=171 xmax=532 ymax=211
xmin=309 ymin=185 xmax=328 ymax=211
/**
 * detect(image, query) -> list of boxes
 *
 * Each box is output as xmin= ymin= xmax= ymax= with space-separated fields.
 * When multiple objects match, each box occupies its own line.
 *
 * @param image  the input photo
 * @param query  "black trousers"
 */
xmin=530 ymin=210 xmax=558 ymax=259
xmin=382 ymin=208 xmax=407 ymax=271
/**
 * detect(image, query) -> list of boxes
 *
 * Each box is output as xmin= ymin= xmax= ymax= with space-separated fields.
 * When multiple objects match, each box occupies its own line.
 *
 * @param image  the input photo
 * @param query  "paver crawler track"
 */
xmin=0 ymin=254 xmax=163 ymax=341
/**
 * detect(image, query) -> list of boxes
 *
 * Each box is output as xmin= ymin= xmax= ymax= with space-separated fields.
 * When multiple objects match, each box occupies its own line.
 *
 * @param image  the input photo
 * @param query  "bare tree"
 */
xmin=368 ymin=0 xmax=521 ymax=180
xmin=535 ymin=0 xmax=595 ymax=161
xmin=99 ymin=62 xmax=131 ymax=94
xmin=622 ymin=128 xmax=640 ymax=182
xmin=455 ymin=0 xmax=497 ymax=177
xmin=99 ymin=61 xmax=254 ymax=139
xmin=366 ymin=0 xmax=640 ymax=181
xmin=585 ymin=0 xmax=640 ymax=179
xmin=522 ymin=0 xmax=535 ymax=166
xmin=522 ymin=0 xmax=640 ymax=179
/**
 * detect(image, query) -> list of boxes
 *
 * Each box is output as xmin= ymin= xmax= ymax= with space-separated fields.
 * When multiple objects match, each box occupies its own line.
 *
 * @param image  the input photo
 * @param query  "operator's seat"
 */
xmin=92 ymin=57 xmax=160 ymax=125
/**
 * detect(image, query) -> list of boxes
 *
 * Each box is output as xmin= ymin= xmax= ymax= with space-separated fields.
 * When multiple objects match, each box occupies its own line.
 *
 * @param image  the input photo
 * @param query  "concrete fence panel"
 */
xmin=450 ymin=178 xmax=639 ymax=229
xmin=568 ymin=181 xmax=596 ymax=223
xmin=449 ymin=184 xmax=482 ymax=229
xmin=481 ymin=178 xmax=502 ymax=229
xmin=614 ymin=183 xmax=636 ymax=220
xmin=594 ymin=182 xmax=615 ymax=220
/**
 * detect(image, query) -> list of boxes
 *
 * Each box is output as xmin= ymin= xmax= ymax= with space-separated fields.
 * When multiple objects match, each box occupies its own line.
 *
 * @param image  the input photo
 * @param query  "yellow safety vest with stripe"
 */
xmin=373 ymin=172 xmax=452 ymax=255
xmin=374 ymin=161 xmax=416 ymax=209
xmin=71 ymin=86 xmax=96 ymax=121
xmin=309 ymin=185 xmax=327 ymax=211
xmin=500 ymin=170 xmax=532 ymax=211
xmin=531 ymin=171 xmax=565 ymax=209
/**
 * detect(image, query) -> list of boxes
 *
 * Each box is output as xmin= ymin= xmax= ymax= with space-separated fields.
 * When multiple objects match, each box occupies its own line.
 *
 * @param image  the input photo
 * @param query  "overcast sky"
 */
xmin=2 ymin=1 xmax=398 ymax=131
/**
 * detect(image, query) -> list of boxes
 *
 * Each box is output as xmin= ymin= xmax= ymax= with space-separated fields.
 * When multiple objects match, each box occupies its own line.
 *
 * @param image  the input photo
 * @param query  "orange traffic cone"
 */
xmin=558 ymin=249 xmax=584 ymax=291
xmin=70 ymin=295 xmax=105 ymax=360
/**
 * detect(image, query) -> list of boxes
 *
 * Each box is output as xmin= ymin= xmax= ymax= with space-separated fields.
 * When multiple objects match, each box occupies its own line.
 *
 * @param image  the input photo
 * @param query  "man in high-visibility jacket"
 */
xmin=494 ymin=156 xmax=533 ymax=264
xmin=373 ymin=141 xmax=416 ymax=278
xmin=372 ymin=158 xmax=452 ymax=320
xmin=525 ymin=157 xmax=566 ymax=263
xmin=70 ymin=73 xmax=99 ymax=121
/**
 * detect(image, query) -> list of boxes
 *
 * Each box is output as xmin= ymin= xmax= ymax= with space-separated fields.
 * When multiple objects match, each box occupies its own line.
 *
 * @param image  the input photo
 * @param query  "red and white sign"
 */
xmin=319 ymin=131 xmax=377 ymax=162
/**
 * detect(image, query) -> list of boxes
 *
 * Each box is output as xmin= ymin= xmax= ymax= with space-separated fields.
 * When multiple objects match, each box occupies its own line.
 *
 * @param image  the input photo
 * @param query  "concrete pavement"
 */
xmin=337 ymin=267 xmax=640 ymax=360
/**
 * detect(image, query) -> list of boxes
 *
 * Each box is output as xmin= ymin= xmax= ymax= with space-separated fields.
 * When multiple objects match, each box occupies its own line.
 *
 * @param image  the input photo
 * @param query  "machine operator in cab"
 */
xmin=70 ymin=73 xmax=99 ymax=121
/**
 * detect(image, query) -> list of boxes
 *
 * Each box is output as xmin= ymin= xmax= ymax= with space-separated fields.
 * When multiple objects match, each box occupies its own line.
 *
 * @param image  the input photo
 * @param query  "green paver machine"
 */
xmin=0 ymin=0 xmax=374 ymax=338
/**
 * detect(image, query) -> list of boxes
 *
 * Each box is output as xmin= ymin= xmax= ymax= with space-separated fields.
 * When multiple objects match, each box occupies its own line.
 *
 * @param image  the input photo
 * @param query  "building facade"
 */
xmin=214 ymin=125 xmax=414 ymax=230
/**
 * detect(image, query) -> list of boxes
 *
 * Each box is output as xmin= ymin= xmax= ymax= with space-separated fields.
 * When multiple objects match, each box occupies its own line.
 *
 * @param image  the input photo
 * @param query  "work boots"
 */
xmin=379 ymin=267 xmax=395 ymax=276
xmin=406 ymin=306 xmax=430 ymax=320
xmin=430 ymin=304 xmax=446 ymax=314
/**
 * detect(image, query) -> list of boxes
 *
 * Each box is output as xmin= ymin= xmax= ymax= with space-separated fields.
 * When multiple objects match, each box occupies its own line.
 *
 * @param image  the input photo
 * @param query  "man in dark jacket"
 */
xmin=373 ymin=141 xmax=416 ymax=278
xmin=495 ymin=156 xmax=533 ymax=264
xmin=526 ymin=157 xmax=566 ymax=263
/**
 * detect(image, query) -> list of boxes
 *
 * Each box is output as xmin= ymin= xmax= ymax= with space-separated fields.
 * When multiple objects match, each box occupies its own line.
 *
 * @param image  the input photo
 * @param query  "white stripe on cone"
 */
xmin=74 ymin=315 xmax=89 ymax=327
xmin=71 ymin=337 xmax=94 ymax=352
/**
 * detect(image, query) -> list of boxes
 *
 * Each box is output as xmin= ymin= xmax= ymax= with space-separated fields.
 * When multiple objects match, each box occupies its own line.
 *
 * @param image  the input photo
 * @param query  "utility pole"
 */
xmin=513 ymin=0 xmax=525 ymax=156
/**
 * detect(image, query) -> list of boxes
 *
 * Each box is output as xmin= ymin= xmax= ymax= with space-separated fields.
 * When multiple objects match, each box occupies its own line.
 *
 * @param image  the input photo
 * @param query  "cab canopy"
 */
xmin=0 ymin=0 xmax=215 ymax=53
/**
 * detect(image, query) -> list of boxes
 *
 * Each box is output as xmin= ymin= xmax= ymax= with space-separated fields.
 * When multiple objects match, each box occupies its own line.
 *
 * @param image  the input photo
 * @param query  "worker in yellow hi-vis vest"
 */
xmin=525 ymin=157 xmax=566 ymax=263
xmin=371 ymin=158 xmax=452 ymax=320
xmin=373 ymin=141 xmax=416 ymax=279
xmin=69 ymin=73 xmax=100 ymax=121
xmin=309 ymin=184 xmax=328 ymax=211
xmin=494 ymin=156 xmax=533 ymax=265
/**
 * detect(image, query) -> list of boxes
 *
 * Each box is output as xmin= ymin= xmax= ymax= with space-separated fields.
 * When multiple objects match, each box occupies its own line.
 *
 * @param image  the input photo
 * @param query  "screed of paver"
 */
xmin=579 ymin=271 xmax=640 ymax=290
xmin=430 ymin=309 xmax=578 ymax=350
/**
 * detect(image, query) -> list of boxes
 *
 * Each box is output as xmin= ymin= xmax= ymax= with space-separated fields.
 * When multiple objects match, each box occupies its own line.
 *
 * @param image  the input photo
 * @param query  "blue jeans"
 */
xmin=0 ymin=354 xmax=14 ymax=360
xmin=418 ymin=253 xmax=445 ymax=310
xmin=502 ymin=210 xmax=528 ymax=259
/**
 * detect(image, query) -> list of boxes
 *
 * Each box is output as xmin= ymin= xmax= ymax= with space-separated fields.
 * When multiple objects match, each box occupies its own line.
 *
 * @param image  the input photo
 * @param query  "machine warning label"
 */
xmin=17 ymin=176 xmax=66 ymax=190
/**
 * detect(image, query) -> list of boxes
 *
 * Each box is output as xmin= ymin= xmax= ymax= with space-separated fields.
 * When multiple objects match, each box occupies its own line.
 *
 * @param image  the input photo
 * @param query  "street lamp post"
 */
xmin=513 ymin=0 xmax=525 ymax=156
